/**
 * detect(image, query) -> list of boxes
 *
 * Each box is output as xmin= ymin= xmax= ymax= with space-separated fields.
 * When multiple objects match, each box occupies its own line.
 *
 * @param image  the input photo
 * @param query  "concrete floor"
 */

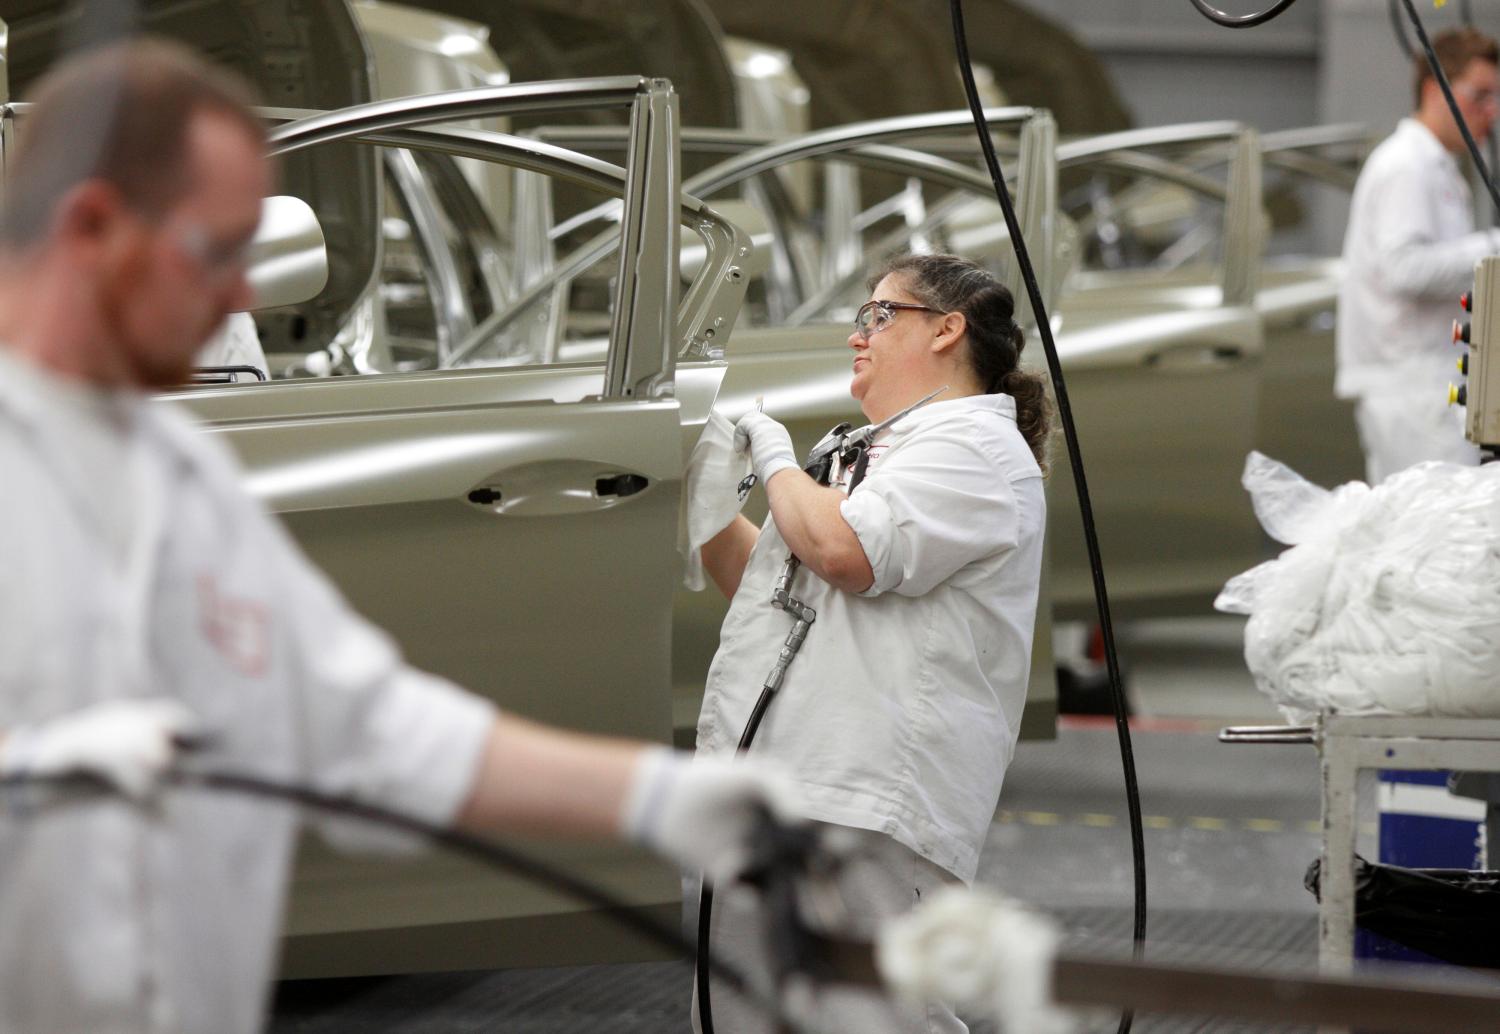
xmin=265 ymin=618 xmax=1371 ymax=1033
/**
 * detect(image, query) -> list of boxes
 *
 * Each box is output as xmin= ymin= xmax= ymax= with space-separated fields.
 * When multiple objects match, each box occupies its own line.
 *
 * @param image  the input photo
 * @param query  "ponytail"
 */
xmin=998 ymin=366 xmax=1052 ymax=474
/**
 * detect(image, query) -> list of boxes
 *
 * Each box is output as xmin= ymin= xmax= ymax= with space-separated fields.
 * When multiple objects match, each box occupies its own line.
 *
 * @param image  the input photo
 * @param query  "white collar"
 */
xmin=0 ymin=345 xmax=139 ymax=429
xmin=1396 ymin=117 xmax=1460 ymax=169
xmin=0 ymin=344 xmax=204 ymax=479
xmin=882 ymin=390 xmax=1017 ymax=437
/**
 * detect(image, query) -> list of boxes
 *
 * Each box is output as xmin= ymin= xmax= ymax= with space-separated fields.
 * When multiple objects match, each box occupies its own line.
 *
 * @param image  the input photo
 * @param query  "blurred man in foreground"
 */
xmin=1337 ymin=26 xmax=1500 ymax=482
xmin=0 ymin=39 xmax=793 ymax=1034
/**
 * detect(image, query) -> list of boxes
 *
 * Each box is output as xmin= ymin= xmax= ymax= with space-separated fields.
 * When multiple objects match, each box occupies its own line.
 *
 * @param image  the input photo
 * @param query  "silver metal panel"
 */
xmin=268 ymin=78 xmax=648 ymax=156
xmin=605 ymin=80 xmax=680 ymax=399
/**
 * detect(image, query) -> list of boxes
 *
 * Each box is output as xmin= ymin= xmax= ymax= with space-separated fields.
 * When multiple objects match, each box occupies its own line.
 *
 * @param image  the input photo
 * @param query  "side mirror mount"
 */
xmin=238 ymin=195 xmax=328 ymax=312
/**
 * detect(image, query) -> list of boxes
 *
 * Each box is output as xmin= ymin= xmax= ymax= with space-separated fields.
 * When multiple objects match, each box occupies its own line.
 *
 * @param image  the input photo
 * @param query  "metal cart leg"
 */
xmin=1320 ymin=730 xmax=1358 ymax=973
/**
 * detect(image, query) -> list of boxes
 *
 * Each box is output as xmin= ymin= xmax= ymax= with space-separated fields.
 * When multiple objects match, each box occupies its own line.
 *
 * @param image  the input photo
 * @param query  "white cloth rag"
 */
xmin=680 ymin=410 xmax=754 ymax=590
xmin=877 ymin=886 xmax=1076 ymax=1034
xmin=1216 ymin=451 xmax=1500 ymax=723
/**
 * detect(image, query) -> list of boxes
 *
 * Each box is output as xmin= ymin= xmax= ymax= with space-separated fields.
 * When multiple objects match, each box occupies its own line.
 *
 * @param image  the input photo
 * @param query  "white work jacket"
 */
xmin=0 ymin=350 xmax=494 ymax=1034
xmin=696 ymin=394 xmax=1045 ymax=883
xmin=1336 ymin=118 xmax=1500 ymax=399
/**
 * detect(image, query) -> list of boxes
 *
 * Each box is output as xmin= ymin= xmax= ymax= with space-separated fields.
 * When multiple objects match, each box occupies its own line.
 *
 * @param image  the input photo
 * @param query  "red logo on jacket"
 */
xmin=198 ymin=575 xmax=269 ymax=677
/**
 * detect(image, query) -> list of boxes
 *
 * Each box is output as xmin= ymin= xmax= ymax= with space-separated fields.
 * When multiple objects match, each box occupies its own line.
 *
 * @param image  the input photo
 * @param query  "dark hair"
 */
xmin=869 ymin=253 xmax=1052 ymax=471
xmin=1414 ymin=27 xmax=1499 ymax=109
xmin=0 ymin=38 xmax=265 ymax=248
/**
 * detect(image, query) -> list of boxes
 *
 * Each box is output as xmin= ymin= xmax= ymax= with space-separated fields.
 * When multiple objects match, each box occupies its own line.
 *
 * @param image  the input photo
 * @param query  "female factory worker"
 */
xmin=695 ymin=253 xmax=1050 ymax=1033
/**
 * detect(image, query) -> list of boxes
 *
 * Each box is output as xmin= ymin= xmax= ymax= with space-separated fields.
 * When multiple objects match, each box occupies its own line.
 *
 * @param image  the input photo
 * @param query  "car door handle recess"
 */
xmin=1144 ymin=343 xmax=1245 ymax=370
xmin=465 ymin=460 xmax=654 ymax=517
xmin=596 ymin=473 xmax=649 ymax=497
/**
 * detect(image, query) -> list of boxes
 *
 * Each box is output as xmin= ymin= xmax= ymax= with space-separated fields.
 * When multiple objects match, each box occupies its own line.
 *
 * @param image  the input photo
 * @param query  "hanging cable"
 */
xmin=1390 ymin=0 xmax=1416 ymax=59
xmin=1451 ymin=0 xmax=1500 ymax=224
xmin=0 ymin=768 xmax=807 ymax=1028
xmin=1185 ymin=0 xmax=1304 ymax=30
xmin=948 ymin=4 xmax=1146 ymax=1034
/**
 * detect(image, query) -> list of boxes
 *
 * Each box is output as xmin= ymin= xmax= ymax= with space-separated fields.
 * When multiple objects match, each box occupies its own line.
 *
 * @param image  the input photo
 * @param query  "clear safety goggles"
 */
xmin=169 ymin=222 xmax=256 ymax=286
xmin=853 ymin=300 xmax=943 ymax=341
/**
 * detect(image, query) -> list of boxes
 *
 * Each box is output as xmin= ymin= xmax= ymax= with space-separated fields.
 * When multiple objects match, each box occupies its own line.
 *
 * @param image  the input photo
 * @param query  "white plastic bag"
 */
xmin=679 ymin=410 xmax=754 ymax=591
xmin=1215 ymin=452 xmax=1500 ymax=723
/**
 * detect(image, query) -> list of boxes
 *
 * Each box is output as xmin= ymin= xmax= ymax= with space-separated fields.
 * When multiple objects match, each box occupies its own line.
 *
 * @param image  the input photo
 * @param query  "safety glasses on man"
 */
xmin=853 ymin=299 xmax=945 ymax=340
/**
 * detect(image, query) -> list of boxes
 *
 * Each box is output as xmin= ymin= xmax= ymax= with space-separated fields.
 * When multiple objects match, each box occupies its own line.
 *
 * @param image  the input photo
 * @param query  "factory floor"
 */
xmin=267 ymin=618 xmax=1373 ymax=1034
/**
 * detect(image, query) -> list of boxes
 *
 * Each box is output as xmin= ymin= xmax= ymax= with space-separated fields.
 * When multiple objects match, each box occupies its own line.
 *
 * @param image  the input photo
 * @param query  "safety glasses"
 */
xmin=168 ymin=221 xmax=257 ymax=286
xmin=853 ymin=300 xmax=943 ymax=341
xmin=1455 ymin=84 xmax=1500 ymax=111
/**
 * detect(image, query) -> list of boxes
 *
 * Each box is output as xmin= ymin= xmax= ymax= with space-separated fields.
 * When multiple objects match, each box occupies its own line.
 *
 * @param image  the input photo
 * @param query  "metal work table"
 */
xmin=1313 ymin=714 xmax=1500 ymax=970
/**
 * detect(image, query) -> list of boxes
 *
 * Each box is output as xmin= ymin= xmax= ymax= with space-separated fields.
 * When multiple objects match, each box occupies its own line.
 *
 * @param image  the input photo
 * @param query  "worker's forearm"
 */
xmin=764 ymin=469 xmax=873 ymax=593
xmin=1381 ymin=231 xmax=1499 ymax=300
xmin=454 ymin=715 xmax=643 ymax=839
xmin=700 ymin=514 xmax=760 ymax=599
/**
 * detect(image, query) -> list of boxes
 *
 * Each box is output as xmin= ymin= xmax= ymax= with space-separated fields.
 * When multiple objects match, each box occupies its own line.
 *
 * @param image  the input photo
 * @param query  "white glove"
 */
xmin=620 ymin=746 xmax=803 ymax=882
xmin=734 ymin=411 xmax=800 ymax=487
xmin=0 ymin=698 xmax=202 ymax=801
xmin=878 ymin=887 xmax=1075 ymax=1034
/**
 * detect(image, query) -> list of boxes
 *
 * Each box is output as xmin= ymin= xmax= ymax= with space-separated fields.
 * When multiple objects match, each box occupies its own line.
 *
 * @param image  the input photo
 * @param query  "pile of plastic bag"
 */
xmin=1215 ymin=452 xmax=1500 ymax=723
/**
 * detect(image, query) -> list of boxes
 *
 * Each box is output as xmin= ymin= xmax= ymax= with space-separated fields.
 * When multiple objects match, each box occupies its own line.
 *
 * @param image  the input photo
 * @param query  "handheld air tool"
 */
xmin=799 ymin=384 xmax=949 ymax=491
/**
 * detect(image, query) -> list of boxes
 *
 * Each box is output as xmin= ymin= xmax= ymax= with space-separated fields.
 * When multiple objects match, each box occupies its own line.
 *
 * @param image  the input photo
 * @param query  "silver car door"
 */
xmin=1254 ymin=125 xmax=1370 ymax=488
xmin=165 ymin=81 xmax=728 ymax=974
xmin=1050 ymin=124 xmax=1265 ymax=618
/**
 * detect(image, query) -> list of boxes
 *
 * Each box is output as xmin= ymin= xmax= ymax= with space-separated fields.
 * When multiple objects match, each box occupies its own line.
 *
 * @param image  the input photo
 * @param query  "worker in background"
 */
xmin=695 ymin=253 xmax=1050 ymax=1033
xmin=1337 ymin=26 xmax=1500 ymax=483
xmin=0 ymin=39 xmax=796 ymax=1034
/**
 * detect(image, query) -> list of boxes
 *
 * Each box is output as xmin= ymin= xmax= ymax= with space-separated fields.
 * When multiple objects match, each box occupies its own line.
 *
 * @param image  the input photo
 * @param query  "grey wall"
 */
xmin=1013 ymin=0 xmax=1500 ymax=132
xmin=1014 ymin=0 xmax=1320 ymax=131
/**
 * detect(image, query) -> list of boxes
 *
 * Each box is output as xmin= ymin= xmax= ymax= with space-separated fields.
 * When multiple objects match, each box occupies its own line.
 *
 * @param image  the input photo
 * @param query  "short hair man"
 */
xmin=0 ymin=40 xmax=791 ymax=1033
xmin=1337 ymin=27 xmax=1500 ymax=483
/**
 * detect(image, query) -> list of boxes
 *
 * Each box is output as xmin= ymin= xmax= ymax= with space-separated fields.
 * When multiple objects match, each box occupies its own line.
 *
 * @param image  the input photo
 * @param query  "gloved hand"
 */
xmin=0 ymin=698 xmax=202 ymax=801
xmin=620 ymin=746 xmax=803 ymax=882
xmin=734 ymin=411 xmax=800 ymax=488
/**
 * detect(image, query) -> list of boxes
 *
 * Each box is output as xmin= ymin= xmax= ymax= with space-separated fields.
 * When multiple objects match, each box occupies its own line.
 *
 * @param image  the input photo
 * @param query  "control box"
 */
xmin=1462 ymin=255 xmax=1500 ymax=449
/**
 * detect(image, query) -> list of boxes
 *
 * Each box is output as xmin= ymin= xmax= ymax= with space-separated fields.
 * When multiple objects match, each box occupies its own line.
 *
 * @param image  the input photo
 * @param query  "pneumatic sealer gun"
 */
xmin=759 ymin=383 xmax=950 ymax=705
xmin=695 ymin=384 xmax=947 ymax=1034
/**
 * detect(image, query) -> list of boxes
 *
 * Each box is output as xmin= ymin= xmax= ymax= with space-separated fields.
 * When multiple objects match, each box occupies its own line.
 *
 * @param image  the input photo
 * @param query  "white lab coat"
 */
xmin=695 ymin=394 xmax=1045 ymax=883
xmin=0 ymin=348 xmax=494 ymax=1034
xmin=1336 ymin=118 xmax=1496 ymax=480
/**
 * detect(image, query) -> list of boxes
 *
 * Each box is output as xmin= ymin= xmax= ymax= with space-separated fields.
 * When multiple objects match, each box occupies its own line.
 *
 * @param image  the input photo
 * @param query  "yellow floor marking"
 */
xmin=1243 ymin=818 xmax=1284 ymax=833
xmin=1020 ymin=811 xmax=1061 ymax=826
xmin=995 ymin=812 xmax=1335 ymax=835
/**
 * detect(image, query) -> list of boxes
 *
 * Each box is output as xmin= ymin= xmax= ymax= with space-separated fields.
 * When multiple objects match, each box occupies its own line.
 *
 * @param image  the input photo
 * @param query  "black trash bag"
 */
xmin=1306 ymin=856 xmax=1500 ymax=969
